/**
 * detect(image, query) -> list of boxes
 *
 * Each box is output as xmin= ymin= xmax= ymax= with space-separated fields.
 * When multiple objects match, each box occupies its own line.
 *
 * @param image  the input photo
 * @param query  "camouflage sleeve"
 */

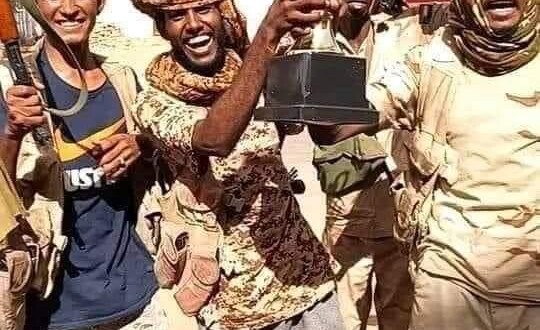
xmin=131 ymin=87 xmax=208 ymax=158
xmin=367 ymin=45 xmax=424 ymax=130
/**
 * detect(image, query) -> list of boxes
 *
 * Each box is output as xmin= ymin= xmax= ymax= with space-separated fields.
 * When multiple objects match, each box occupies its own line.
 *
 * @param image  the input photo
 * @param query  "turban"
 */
xmin=132 ymin=0 xmax=249 ymax=56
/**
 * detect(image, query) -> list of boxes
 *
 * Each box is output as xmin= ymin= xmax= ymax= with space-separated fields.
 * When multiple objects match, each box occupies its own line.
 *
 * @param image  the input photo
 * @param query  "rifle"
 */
xmin=0 ymin=0 xmax=89 ymax=243
xmin=0 ymin=0 xmax=88 ymax=117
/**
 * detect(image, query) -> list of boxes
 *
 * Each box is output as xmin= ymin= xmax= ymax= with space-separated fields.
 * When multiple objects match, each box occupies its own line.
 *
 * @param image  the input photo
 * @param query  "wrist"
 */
xmin=255 ymin=24 xmax=280 ymax=54
xmin=2 ymin=127 xmax=26 ymax=142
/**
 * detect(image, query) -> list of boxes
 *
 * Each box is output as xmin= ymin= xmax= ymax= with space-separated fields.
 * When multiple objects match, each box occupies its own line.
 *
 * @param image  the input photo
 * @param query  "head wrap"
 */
xmin=448 ymin=0 xmax=539 ymax=76
xmin=132 ymin=0 xmax=248 ymax=105
xmin=132 ymin=0 xmax=249 ymax=56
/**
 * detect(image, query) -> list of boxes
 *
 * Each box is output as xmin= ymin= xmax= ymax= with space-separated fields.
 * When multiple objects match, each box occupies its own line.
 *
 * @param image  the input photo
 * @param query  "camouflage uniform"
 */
xmin=132 ymin=89 xmax=337 ymax=330
xmin=314 ymin=8 xmax=446 ymax=330
xmin=368 ymin=1 xmax=540 ymax=326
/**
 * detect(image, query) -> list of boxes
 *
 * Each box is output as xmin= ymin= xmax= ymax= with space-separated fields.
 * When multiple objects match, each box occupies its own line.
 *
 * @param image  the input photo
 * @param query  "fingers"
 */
xmin=95 ymin=134 xmax=141 ymax=181
xmin=4 ymin=86 xmax=45 ymax=138
xmin=290 ymin=27 xmax=312 ymax=39
xmin=6 ymin=112 xmax=46 ymax=132
xmin=101 ymin=150 xmax=140 ymax=181
xmin=6 ymin=86 xmax=42 ymax=108
xmin=284 ymin=10 xmax=325 ymax=25
xmin=6 ymin=85 xmax=39 ymax=99
xmin=93 ymin=134 xmax=125 ymax=153
xmin=108 ymin=154 xmax=138 ymax=181
xmin=98 ymin=142 xmax=125 ymax=167
xmin=287 ymin=0 xmax=331 ymax=11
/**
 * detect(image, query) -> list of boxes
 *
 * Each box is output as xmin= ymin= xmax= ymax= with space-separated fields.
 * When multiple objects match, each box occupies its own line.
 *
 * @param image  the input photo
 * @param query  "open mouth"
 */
xmin=484 ymin=0 xmax=518 ymax=15
xmin=55 ymin=19 xmax=86 ymax=30
xmin=183 ymin=33 xmax=214 ymax=55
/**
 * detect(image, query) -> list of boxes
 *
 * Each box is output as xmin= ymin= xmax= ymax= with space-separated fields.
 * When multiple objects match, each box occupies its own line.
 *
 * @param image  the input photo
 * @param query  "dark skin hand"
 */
xmin=0 ymin=84 xmax=46 ymax=182
xmin=91 ymin=134 xmax=142 ymax=181
xmin=192 ymin=0 xmax=340 ymax=157
xmin=0 ymin=0 xmax=142 ymax=183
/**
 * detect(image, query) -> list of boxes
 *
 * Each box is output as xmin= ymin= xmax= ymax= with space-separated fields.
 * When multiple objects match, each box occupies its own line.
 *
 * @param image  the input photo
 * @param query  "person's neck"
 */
xmin=43 ymin=38 xmax=104 ymax=90
xmin=339 ymin=16 xmax=372 ymax=53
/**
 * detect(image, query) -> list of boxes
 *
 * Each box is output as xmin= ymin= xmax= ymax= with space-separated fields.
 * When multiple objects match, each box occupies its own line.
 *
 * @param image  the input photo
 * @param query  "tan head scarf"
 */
xmin=132 ymin=0 xmax=249 ymax=105
xmin=448 ymin=0 xmax=539 ymax=76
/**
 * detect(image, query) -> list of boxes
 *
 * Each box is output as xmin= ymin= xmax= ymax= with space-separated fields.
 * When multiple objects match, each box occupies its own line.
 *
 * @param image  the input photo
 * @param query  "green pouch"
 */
xmin=313 ymin=135 xmax=386 ymax=195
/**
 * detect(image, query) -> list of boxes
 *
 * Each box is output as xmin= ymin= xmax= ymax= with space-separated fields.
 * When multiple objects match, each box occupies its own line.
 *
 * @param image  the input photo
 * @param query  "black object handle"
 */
xmin=4 ymin=41 xmax=33 ymax=86
xmin=4 ymin=40 xmax=53 ymax=147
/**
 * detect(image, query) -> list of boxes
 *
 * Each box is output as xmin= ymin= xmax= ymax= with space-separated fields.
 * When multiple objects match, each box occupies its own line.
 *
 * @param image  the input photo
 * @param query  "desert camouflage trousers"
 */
xmin=411 ymin=270 xmax=540 ymax=330
xmin=323 ymin=231 xmax=413 ymax=330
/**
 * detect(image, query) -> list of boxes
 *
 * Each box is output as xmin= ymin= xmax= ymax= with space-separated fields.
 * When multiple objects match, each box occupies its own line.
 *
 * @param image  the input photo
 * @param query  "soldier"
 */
xmin=308 ymin=0 xmax=446 ymax=329
xmin=314 ymin=0 xmax=540 ymax=328
xmin=0 ymin=0 xmax=166 ymax=329
xmin=130 ymin=0 xmax=344 ymax=329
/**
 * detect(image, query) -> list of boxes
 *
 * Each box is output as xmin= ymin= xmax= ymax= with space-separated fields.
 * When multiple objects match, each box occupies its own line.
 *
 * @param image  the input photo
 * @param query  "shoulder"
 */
xmin=383 ymin=5 xmax=449 ymax=39
xmin=132 ymin=86 xmax=207 ymax=128
xmin=100 ymin=56 xmax=139 ymax=84
xmin=404 ymin=32 xmax=459 ymax=70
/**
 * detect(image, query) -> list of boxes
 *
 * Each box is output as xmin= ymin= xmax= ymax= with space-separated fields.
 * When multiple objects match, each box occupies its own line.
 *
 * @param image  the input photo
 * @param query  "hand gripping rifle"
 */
xmin=0 ymin=0 xmax=88 ymax=146
xmin=0 ymin=0 xmax=88 ymax=241
xmin=0 ymin=3 xmax=88 ymax=324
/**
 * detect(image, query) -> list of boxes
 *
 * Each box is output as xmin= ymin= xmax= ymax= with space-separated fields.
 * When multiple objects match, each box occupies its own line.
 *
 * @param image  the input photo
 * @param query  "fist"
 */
xmin=261 ymin=0 xmax=341 ymax=47
xmin=3 ymin=85 xmax=45 ymax=139
xmin=92 ymin=134 xmax=142 ymax=181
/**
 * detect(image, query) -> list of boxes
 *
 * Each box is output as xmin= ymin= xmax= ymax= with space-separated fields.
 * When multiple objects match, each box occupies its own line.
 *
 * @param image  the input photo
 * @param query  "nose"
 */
xmin=58 ymin=0 xmax=79 ymax=16
xmin=184 ymin=9 xmax=204 ymax=34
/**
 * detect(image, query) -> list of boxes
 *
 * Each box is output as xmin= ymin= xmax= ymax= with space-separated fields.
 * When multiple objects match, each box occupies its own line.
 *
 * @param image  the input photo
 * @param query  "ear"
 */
xmin=98 ymin=0 xmax=106 ymax=14
xmin=155 ymin=16 xmax=167 ymax=40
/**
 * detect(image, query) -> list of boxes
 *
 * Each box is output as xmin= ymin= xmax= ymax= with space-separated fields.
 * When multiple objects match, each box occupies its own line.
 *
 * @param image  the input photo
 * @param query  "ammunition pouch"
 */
xmin=155 ymin=179 xmax=221 ymax=316
xmin=0 ymin=230 xmax=33 ymax=330
xmin=391 ymin=169 xmax=439 ymax=256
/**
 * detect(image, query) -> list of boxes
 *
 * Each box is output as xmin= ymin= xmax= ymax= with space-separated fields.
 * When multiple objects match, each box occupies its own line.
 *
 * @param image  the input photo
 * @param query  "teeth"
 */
xmin=60 ymin=21 xmax=81 ymax=27
xmin=187 ymin=35 xmax=210 ymax=46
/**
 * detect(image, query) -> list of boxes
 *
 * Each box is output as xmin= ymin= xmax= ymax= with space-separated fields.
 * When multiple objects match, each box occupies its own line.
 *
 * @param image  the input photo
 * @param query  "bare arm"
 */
xmin=192 ymin=0 xmax=339 ymax=157
xmin=192 ymin=28 xmax=274 ymax=157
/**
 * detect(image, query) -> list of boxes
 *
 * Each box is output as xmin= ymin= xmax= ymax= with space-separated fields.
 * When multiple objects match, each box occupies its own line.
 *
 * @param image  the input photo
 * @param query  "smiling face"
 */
xmin=469 ymin=0 xmax=526 ymax=33
xmin=37 ymin=0 xmax=103 ymax=47
xmin=158 ymin=5 xmax=226 ymax=76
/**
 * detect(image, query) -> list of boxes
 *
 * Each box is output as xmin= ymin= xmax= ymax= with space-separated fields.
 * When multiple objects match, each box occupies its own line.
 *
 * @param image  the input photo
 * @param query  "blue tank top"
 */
xmin=23 ymin=52 xmax=157 ymax=330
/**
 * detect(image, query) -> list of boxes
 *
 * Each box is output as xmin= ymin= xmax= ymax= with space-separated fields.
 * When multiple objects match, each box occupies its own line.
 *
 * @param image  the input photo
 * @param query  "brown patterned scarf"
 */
xmin=448 ymin=0 xmax=539 ymax=76
xmin=146 ymin=49 xmax=242 ymax=105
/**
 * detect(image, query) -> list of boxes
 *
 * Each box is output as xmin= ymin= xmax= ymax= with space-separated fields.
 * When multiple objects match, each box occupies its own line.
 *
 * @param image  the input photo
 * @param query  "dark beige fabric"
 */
xmin=448 ymin=0 xmax=539 ymax=76
xmin=146 ymin=50 xmax=242 ymax=106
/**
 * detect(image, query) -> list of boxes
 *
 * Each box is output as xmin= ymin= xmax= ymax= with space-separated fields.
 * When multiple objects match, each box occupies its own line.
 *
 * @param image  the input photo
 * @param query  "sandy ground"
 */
xmin=88 ymin=23 xmax=378 ymax=330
